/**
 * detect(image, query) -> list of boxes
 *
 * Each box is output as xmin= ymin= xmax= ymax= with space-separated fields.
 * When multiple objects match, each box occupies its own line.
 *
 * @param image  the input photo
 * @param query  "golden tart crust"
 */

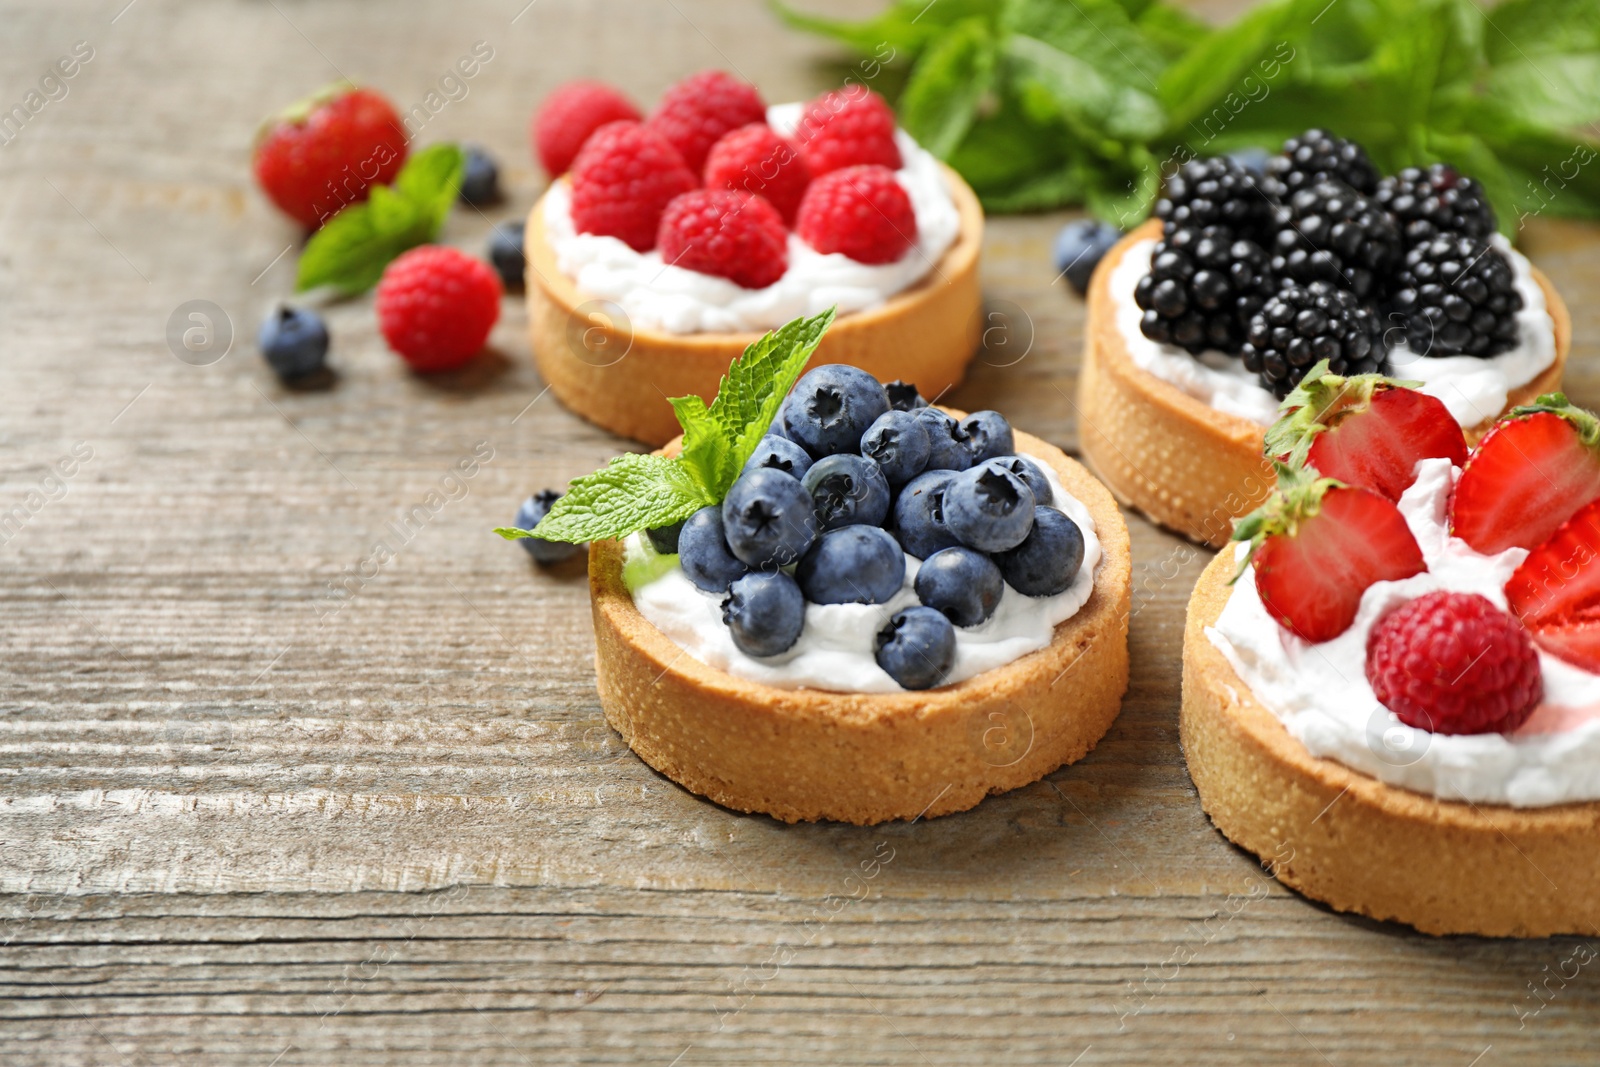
xmin=588 ymin=419 xmax=1131 ymax=825
xmin=1079 ymin=219 xmax=1572 ymax=548
xmin=1183 ymin=548 xmax=1600 ymax=937
xmin=526 ymin=166 xmax=985 ymax=447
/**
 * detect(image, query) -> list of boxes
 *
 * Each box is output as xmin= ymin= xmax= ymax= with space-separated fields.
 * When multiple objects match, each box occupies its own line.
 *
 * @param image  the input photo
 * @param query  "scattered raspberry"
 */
xmin=1366 ymin=591 xmax=1543 ymax=735
xmin=658 ymin=190 xmax=788 ymax=289
xmin=793 ymin=87 xmax=902 ymax=177
xmin=568 ymin=121 xmax=698 ymax=252
xmin=795 ymin=165 xmax=917 ymax=265
xmin=646 ymin=70 xmax=766 ymax=175
xmin=375 ymin=245 xmax=502 ymax=373
xmin=531 ymin=80 xmax=642 ymax=176
xmin=252 ymin=85 xmax=408 ymax=228
xmin=703 ymin=123 xmax=811 ymax=224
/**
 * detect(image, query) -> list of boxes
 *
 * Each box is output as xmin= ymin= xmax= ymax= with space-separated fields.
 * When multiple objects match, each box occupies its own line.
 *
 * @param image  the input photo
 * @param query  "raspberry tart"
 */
xmin=502 ymin=311 xmax=1130 ymax=825
xmin=525 ymin=72 xmax=983 ymax=445
xmin=1184 ymin=367 xmax=1600 ymax=936
xmin=1080 ymin=131 xmax=1571 ymax=547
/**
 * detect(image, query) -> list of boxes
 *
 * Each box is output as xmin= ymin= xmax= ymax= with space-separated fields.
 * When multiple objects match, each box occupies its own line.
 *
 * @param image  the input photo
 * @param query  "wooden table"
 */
xmin=4 ymin=1 xmax=1598 ymax=1063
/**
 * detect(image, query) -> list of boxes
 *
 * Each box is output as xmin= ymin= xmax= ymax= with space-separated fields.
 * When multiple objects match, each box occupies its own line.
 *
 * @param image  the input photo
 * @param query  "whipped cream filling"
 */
xmin=1207 ymin=457 xmax=1600 ymax=807
xmin=542 ymin=102 xmax=962 ymax=336
xmin=623 ymin=455 xmax=1101 ymax=694
xmin=1109 ymin=234 xmax=1557 ymax=428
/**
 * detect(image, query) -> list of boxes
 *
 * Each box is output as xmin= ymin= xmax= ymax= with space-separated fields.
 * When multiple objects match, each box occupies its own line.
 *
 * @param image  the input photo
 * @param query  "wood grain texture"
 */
xmin=2 ymin=0 xmax=1599 ymax=1063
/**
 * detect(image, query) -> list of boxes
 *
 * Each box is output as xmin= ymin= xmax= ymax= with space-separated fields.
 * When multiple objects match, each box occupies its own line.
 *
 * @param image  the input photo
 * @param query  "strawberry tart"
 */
xmin=524 ymin=72 xmax=983 ymax=445
xmin=502 ymin=311 xmax=1130 ymax=825
xmin=1079 ymin=130 xmax=1571 ymax=548
xmin=1185 ymin=366 xmax=1600 ymax=936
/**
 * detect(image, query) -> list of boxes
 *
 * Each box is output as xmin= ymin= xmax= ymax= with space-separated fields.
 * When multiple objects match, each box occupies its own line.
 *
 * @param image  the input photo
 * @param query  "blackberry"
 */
xmin=1264 ymin=129 xmax=1380 ymax=196
xmin=1135 ymin=225 xmax=1274 ymax=355
xmin=1270 ymin=180 xmax=1400 ymax=300
xmin=1243 ymin=281 xmax=1385 ymax=399
xmin=1374 ymin=164 xmax=1496 ymax=245
xmin=1388 ymin=235 xmax=1522 ymax=358
xmin=1155 ymin=157 xmax=1271 ymax=240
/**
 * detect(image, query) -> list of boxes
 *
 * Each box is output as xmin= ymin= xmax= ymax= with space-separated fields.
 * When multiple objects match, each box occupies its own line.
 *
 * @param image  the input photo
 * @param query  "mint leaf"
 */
xmin=496 ymin=452 xmax=711 ymax=545
xmin=669 ymin=394 xmax=736 ymax=498
xmin=899 ymin=18 xmax=997 ymax=159
xmin=394 ymin=143 xmax=466 ymax=228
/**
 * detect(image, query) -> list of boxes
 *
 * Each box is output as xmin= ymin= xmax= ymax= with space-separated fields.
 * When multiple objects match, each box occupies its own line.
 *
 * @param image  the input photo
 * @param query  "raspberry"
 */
xmin=795 ymin=165 xmax=916 ymax=265
xmin=252 ymin=85 xmax=408 ymax=228
xmin=568 ymin=121 xmax=698 ymax=252
xmin=646 ymin=70 xmax=766 ymax=175
xmin=375 ymin=246 xmax=502 ymax=372
xmin=531 ymin=80 xmax=641 ymax=176
xmin=793 ymin=87 xmax=902 ymax=177
xmin=658 ymin=190 xmax=788 ymax=289
xmin=1366 ymin=591 xmax=1543 ymax=736
xmin=703 ymin=123 xmax=812 ymax=224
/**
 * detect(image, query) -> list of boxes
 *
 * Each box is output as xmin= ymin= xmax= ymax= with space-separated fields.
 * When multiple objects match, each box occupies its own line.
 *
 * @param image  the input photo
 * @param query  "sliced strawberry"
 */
xmin=1234 ymin=467 xmax=1427 ymax=643
xmin=1451 ymin=396 xmax=1600 ymax=555
xmin=1506 ymin=497 xmax=1600 ymax=671
xmin=1265 ymin=360 xmax=1467 ymax=501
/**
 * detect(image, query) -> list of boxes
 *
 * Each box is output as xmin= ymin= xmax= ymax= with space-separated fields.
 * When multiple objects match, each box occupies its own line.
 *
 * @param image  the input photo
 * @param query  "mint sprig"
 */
xmin=296 ymin=143 xmax=465 ymax=296
xmin=495 ymin=307 xmax=837 ymax=546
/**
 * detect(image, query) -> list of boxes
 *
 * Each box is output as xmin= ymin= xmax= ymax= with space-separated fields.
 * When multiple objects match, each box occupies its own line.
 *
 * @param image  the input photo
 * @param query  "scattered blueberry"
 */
xmin=912 ymin=407 xmax=973 ymax=472
xmin=985 ymin=456 xmax=1052 ymax=507
xmin=722 ymin=571 xmax=806 ymax=657
xmin=875 ymin=606 xmax=957 ymax=690
xmin=943 ymin=464 xmax=1036 ymax=552
xmin=802 ymin=453 xmax=891 ymax=530
xmin=914 ymin=547 xmax=1004 ymax=628
xmin=796 ymin=525 xmax=905 ymax=605
xmin=1228 ymin=146 xmax=1272 ymax=176
xmin=1054 ymin=219 xmax=1123 ymax=296
xmin=459 ymin=145 xmax=501 ymax=206
xmin=721 ymin=467 xmax=819 ymax=568
xmin=781 ymin=364 xmax=890 ymax=458
xmin=513 ymin=490 xmax=586 ymax=565
xmin=997 ymin=505 xmax=1084 ymax=596
xmin=646 ymin=519 xmax=684 ymax=554
xmin=959 ymin=410 xmax=1014 ymax=463
xmin=743 ymin=434 xmax=814 ymax=480
xmin=488 ymin=221 xmax=525 ymax=290
xmin=892 ymin=469 xmax=963 ymax=559
xmin=860 ymin=410 xmax=932 ymax=488
xmin=257 ymin=305 xmax=329 ymax=380
xmin=678 ymin=505 xmax=749 ymax=592
xmin=884 ymin=380 xmax=927 ymax=411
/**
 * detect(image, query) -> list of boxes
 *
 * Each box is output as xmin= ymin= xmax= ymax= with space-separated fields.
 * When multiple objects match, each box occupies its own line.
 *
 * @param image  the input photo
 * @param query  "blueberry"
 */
xmin=983 ymin=455 xmax=1052 ymax=507
xmin=488 ymin=221 xmax=525 ymax=290
xmin=257 ymin=305 xmax=329 ymax=380
xmin=781 ymin=364 xmax=890 ymax=458
xmin=875 ymin=606 xmax=957 ymax=690
xmin=1228 ymin=146 xmax=1272 ymax=176
xmin=912 ymin=407 xmax=973 ymax=472
xmin=742 ymin=434 xmax=813 ymax=480
xmin=1054 ymin=219 xmax=1123 ymax=296
xmin=678 ymin=506 xmax=749 ymax=593
xmin=997 ymin=506 xmax=1085 ymax=596
xmin=959 ymin=410 xmax=1014 ymax=463
xmin=722 ymin=571 xmax=806 ymax=657
xmin=892 ymin=469 xmax=963 ymax=559
xmin=459 ymin=145 xmax=501 ymax=206
xmin=914 ymin=547 xmax=1004 ymax=627
xmin=885 ymin=380 xmax=927 ymax=411
xmin=796 ymin=525 xmax=905 ymax=605
xmin=860 ymin=410 xmax=931 ymax=488
xmin=646 ymin=519 xmax=684 ymax=554
xmin=802 ymin=453 xmax=891 ymax=530
xmin=943 ymin=464 xmax=1035 ymax=552
xmin=721 ymin=467 xmax=819 ymax=569
xmin=513 ymin=490 xmax=586 ymax=565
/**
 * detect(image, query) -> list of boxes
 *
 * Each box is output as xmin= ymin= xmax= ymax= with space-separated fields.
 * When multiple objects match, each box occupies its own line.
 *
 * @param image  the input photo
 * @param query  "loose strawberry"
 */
xmin=253 ymin=83 xmax=408 ymax=228
xmin=1265 ymin=360 xmax=1466 ymax=501
xmin=1233 ymin=465 xmax=1426 ymax=643
xmin=1450 ymin=395 xmax=1600 ymax=555
xmin=1505 ymin=497 xmax=1600 ymax=671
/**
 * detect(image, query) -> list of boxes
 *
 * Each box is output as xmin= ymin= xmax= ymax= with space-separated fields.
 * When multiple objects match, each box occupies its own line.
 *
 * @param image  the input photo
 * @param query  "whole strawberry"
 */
xmin=253 ymin=84 xmax=408 ymax=228
xmin=704 ymin=123 xmax=811 ymax=224
xmin=793 ymin=87 xmax=902 ymax=177
xmin=646 ymin=70 xmax=766 ymax=175
xmin=532 ymin=80 xmax=642 ymax=177
xmin=658 ymin=190 xmax=788 ymax=289
xmin=569 ymin=121 xmax=698 ymax=252
xmin=796 ymin=165 xmax=917 ymax=265
xmin=376 ymin=245 xmax=501 ymax=373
